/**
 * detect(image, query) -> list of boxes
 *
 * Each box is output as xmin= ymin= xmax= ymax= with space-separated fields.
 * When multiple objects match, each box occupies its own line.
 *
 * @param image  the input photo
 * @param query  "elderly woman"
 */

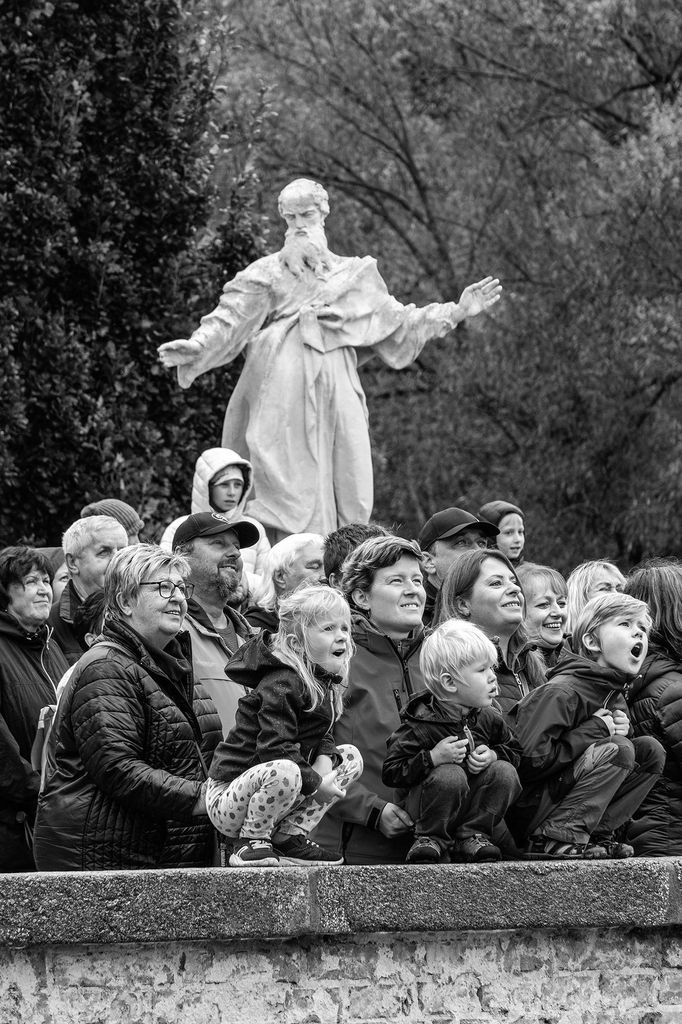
xmin=312 ymin=535 xmax=427 ymax=865
xmin=245 ymin=533 xmax=325 ymax=631
xmin=0 ymin=546 xmax=69 ymax=871
xmin=33 ymin=544 xmax=221 ymax=870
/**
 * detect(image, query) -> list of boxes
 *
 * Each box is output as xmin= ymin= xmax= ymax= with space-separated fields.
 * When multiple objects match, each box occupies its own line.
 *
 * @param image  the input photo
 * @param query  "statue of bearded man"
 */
xmin=158 ymin=179 xmax=501 ymax=539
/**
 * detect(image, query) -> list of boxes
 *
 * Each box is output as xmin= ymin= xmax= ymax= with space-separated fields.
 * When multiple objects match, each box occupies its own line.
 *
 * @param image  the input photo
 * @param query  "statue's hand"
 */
xmin=457 ymin=277 xmax=502 ymax=319
xmin=157 ymin=339 xmax=202 ymax=367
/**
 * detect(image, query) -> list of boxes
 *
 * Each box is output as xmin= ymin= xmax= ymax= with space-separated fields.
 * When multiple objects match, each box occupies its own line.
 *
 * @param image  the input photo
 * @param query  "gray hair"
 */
xmin=104 ymin=543 xmax=190 ymax=621
xmin=251 ymin=533 xmax=324 ymax=611
xmin=62 ymin=516 xmax=126 ymax=558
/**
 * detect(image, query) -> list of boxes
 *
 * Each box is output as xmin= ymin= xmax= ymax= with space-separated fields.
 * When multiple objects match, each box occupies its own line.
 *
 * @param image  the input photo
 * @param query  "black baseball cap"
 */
xmin=173 ymin=512 xmax=260 ymax=550
xmin=418 ymin=507 xmax=498 ymax=551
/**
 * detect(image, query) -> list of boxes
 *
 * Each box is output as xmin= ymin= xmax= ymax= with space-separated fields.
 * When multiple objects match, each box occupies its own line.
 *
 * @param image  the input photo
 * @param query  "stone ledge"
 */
xmin=1 ymin=858 xmax=681 ymax=947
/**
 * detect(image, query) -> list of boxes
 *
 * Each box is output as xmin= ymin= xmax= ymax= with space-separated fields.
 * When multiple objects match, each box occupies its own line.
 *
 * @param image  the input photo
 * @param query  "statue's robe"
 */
xmin=177 ymin=252 xmax=458 ymax=535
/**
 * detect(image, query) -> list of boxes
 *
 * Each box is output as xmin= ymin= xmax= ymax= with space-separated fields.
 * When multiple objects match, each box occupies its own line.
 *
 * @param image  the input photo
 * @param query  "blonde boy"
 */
xmin=512 ymin=592 xmax=665 ymax=859
xmin=383 ymin=620 xmax=521 ymax=864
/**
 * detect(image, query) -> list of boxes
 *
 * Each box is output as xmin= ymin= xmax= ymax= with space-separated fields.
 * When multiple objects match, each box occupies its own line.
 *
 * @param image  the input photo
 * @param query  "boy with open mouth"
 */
xmin=509 ymin=592 xmax=666 ymax=860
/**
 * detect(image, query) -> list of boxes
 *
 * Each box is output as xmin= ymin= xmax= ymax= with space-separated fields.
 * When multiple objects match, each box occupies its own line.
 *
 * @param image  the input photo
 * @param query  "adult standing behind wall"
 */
xmin=158 ymin=179 xmax=502 ymax=538
xmin=0 ymin=547 xmax=68 ymax=871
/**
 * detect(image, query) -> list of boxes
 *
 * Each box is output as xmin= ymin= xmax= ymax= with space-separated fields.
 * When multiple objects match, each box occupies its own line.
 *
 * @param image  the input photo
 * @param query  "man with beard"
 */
xmin=159 ymin=179 xmax=502 ymax=539
xmin=173 ymin=512 xmax=259 ymax=737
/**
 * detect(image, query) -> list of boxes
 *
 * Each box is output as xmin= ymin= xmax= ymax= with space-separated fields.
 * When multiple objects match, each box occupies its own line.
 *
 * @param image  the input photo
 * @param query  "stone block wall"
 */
xmin=2 ymin=859 xmax=682 ymax=1023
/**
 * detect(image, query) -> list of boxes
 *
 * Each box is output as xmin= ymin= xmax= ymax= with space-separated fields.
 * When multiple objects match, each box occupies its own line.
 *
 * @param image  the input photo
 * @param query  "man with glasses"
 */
xmin=173 ymin=512 xmax=259 ymax=737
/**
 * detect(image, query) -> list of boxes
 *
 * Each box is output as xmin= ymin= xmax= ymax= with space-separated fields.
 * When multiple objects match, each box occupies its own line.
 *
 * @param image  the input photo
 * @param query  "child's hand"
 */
xmin=466 ymin=745 xmax=497 ymax=774
xmin=593 ymin=708 xmax=616 ymax=735
xmin=378 ymin=802 xmax=414 ymax=837
xmin=611 ymin=709 xmax=630 ymax=736
xmin=431 ymin=736 xmax=469 ymax=766
xmin=313 ymin=771 xmax=345 ymax=804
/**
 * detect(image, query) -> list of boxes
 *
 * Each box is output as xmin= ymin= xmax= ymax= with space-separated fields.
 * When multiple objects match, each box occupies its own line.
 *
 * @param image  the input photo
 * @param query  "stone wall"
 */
xmin=2 ymin=859 xmax=682 ymax=1023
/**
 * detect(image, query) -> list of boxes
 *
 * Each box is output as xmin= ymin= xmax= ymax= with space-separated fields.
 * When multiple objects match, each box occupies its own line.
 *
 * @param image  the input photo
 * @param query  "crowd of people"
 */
xmin=2 ymin=446 xmax=680 ymax=873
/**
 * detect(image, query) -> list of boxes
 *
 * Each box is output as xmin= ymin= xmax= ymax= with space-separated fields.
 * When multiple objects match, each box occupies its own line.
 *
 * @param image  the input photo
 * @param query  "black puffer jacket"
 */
xmin=0 ymin=614 xmax=68 ymax=833
xmin=626 ymin=650 xmax=682 ymax=855
xmin=209 ymin=632 xmax=342 ymax=795
xmin=33 ymin=618 xmax=221 ymax=871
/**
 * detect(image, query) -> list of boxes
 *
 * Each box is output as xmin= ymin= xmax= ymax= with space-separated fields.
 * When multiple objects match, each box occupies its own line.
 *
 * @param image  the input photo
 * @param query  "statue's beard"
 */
xmin=280 ymin=224 xmax=332 ymax=279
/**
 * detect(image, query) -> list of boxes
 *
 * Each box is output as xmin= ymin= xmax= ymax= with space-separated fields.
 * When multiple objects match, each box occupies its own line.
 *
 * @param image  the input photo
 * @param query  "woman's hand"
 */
xmin=378 ymin=802 xmax=414 ymax=837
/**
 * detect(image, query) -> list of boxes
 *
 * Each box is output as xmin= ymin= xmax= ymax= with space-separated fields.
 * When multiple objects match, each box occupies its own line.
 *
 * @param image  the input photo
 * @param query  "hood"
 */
xmin=191 ymin=447 xmax=253 ymax=520
xmin=546 ymin=647 xmax=635 ymax=694
xmin=0 ymin=610 xmax=52 ymax=645
xmin=629 ymin=648 xmax=682 ymax=701
xmin=351 ymin=611 xmax=425 ymax=659
xmin=223 ymin=631 xmax=284 ymax=688
xmin=401 ymin=688 xmax=478 ymax=728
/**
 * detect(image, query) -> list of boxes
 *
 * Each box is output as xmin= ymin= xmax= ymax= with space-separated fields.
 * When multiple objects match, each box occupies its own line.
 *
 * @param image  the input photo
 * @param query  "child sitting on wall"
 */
xmin=382 ymin=620 xmax=522 ymax=864
xmin=511 ymin=592 xmax=666 ymax=860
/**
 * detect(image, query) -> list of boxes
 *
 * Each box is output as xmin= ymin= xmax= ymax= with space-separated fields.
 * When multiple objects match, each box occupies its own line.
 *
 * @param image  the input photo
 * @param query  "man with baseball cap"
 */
xmin=418 ymin=507 xmax=499 ymax=625
xmin=173 ymin=512 xmax=259 ymax=736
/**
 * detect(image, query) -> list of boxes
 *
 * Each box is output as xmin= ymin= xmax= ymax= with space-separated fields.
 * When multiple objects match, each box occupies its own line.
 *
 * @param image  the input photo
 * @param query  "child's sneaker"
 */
xmin=590 ymin=833 xmax=634 ymax=859
xmin=454 ymin=833 xmax=501 ymax=863
xmin=523 ymin=835 xmax=606 ymax=860
xmin=229 ymin=838 xmax=280 ymax=867
xmin=272 ymin=834 xmax=343 ymax=866
xmin=406 ymin=836 xmax=442 ymax=864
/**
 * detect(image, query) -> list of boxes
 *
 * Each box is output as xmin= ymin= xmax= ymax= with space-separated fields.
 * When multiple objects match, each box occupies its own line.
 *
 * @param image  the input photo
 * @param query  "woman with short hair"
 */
xmin=311 ymin=535 xmax=427 ymax=864
xmin=0 ymin=546 xmax=68 ymax=871
xmin=34 ymin=544 xmax=221 ymax=870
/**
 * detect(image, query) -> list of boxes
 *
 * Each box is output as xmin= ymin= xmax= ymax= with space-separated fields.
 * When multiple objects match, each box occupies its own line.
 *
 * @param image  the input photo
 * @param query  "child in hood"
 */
xmin=383 ymin=619 xmax=521 ymax=864
xmin=511 ymin=592 xmax=665 ymax=860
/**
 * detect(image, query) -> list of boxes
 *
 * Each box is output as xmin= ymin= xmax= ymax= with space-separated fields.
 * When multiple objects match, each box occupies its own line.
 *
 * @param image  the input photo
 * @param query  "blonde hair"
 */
xmin=566 ymin=560 xmax=625 ymax=634
xmin=104 ymin=544 xmax=190 ymax=622
xmin=420 ymin=619 xmax=498 ymax=703
xmin=271 ymin=585 xmax=353 ymax=716
xmin=571 ymin=592 xmax=652 ymax=660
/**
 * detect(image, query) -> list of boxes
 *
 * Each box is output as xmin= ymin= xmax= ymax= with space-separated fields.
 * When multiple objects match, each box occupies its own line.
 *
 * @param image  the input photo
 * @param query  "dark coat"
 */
xmin=493 ymin=634 xmax=547 ymax=719
xmin=383 ymin=689 xmax=521 ymax=800
xmin=311 ymin=613 xmax=427 ymax=864
xmin=33 ymin=618 xmax=221 ymax=871
xmin=626 ymin=650 xmax=682 ymax=855
xmin=209 ymin=632 xmax=341 ymax=795
xmin=47 ymin=580 xmax=85 ymax=666
xmin=0 ymin=613 xmax=68 ymax=857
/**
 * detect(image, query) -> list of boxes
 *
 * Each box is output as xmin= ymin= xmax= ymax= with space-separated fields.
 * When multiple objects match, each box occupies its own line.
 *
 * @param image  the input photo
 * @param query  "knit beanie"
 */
xmin=478 ymin=500 xmax=524 ymax=527
xmin=80 ymin=499 xmax=144 ymax=536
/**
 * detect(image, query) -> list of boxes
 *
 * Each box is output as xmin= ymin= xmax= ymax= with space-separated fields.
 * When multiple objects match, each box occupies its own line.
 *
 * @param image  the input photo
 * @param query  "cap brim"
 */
xmin=438 ymin=522 xmax=499 ymax=541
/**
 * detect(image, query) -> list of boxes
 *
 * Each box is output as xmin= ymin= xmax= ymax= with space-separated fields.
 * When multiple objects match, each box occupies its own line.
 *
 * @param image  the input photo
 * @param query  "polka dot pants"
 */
xmin=206 ymin=744 xmax=363 ymax=841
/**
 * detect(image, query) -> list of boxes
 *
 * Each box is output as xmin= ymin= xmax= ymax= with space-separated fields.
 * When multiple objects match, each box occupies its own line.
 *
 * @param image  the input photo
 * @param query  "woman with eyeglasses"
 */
xmin=33 ymin=545 xmax=222 ymax=871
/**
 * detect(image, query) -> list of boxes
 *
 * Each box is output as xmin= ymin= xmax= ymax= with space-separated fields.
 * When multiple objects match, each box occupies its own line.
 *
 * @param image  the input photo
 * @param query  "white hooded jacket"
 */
xmin=160 ymin=448 xmax=270 ymax=583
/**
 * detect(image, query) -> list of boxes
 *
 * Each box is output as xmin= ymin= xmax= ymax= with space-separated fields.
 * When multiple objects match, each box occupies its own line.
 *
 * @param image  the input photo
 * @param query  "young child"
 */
xmin=382 ymin=620 xmax=522 ymax=864
xmin=511 ymin=592 xmax=666 ymax=859
xmin=206 ymin=585 xmax=363 ymax=867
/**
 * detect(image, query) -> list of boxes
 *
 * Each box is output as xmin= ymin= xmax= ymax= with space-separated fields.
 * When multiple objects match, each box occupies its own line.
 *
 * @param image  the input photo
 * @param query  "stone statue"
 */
xmin=158 ymin=179 xmax=502 ymax=538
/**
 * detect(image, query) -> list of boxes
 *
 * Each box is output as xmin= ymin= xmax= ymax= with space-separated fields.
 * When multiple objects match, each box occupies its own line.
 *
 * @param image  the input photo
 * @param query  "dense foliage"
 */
xmin=0 ymin=0 xmax=263 ymax=546
xmin=225 ymin=0 xmax=682 ymax=570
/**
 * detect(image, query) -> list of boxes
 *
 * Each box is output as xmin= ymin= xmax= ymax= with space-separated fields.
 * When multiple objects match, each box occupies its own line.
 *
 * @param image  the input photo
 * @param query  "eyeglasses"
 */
xmin=139 ymin=580 xmax=194 ymax=600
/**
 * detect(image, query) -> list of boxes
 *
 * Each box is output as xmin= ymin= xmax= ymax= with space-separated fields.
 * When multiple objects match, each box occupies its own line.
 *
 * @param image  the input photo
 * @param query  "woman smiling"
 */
xmin=436 ymin=550 xmax=546 ymax=718
xmin=516 ymin=563 xmax=568 ymax=669
xmin=34 ymin=545 xmax=221 ymax=871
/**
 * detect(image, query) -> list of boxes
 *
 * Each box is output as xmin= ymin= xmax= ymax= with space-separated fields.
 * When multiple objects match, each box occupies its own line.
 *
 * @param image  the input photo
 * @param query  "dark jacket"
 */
xmin=626 ymin=650 xmax=682 ymax=855
xmin=311 ymin=613 xmax=427 ymax=864
xmin=244 ymin=603 xmax=279 ymax=633
xmin=507 ymin=649 xmax=633 ymax=841
xmin=209 ymin=632 xmax=341 ymax=795
xmin=47 ymin=580 xmax=85 ymax=666
xmin=0 ymin=614 xmax=68 ymax=834
xmin=493 ymin=634 xmax=546 ymax=719
xmin=383 ymin=690 xmax=521 ymax=800
xmin=33 ymin=618 xmax=221 ymax=871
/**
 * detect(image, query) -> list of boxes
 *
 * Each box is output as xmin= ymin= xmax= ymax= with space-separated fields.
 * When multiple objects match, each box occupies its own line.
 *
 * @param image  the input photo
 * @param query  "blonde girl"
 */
xmin=206 ymin=585 xmax=363 ymax=867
